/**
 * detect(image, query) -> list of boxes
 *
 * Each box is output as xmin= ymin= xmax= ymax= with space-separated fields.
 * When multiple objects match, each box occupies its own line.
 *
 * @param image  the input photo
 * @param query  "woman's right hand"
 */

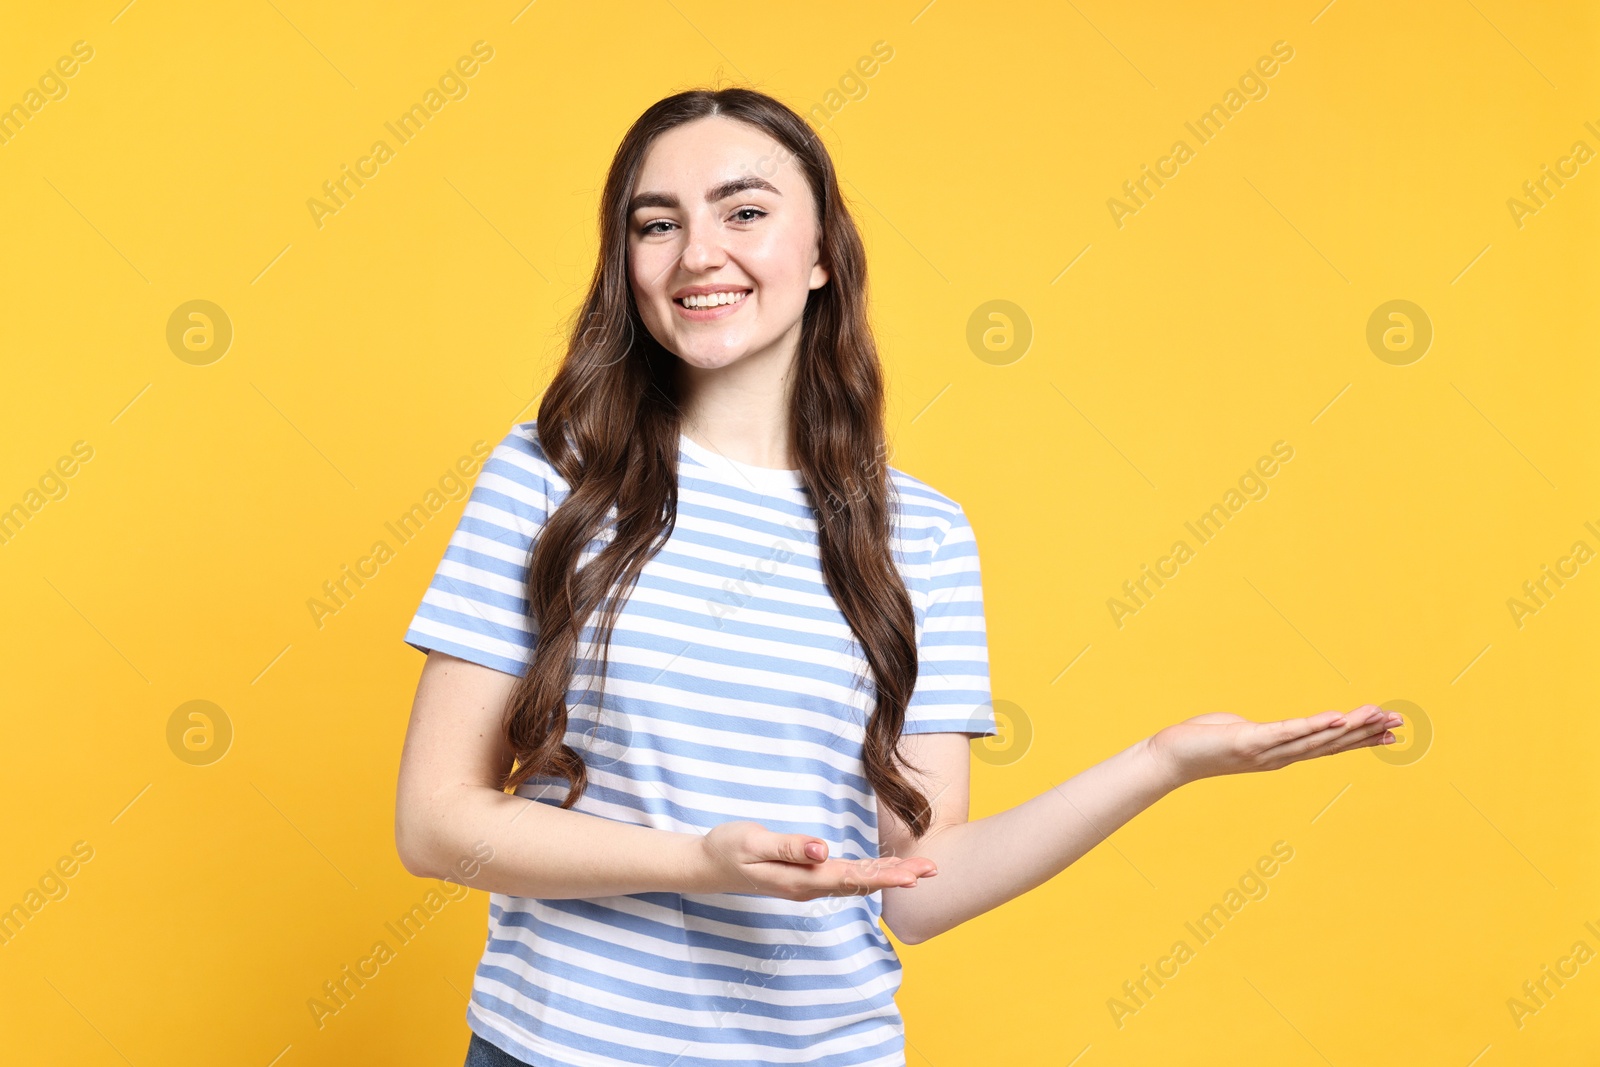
xmin=694 ymin=820 xmax=938 ymax=901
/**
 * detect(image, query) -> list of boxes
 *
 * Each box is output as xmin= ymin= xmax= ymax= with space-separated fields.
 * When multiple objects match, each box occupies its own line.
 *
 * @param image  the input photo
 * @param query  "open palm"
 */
xmin=1148 ymin=705 xmax=1403 ymax=788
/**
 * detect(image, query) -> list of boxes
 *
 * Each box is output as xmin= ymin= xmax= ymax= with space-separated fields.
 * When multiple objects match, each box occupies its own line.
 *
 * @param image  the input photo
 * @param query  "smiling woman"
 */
xmin=394 ymin=85 xmax=1403 ymax=1067
xmin=399 ymin=89 xmax=983 ymax=1066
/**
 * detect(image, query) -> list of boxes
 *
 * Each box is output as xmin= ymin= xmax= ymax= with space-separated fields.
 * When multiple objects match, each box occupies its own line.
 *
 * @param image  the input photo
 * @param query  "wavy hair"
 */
xmin=500 ymin=86 xmax=936 ymax=841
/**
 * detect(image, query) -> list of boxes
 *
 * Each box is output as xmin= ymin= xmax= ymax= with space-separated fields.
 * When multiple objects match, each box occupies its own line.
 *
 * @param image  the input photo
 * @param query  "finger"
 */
xmin=829 ymin=857 xmax=935 ymax=894
xmin=1265 ymin=709 xmax=1348 ymax=748
xmin=843 ymin=861 xmax=923 ymax=892
xmin=801 ymin=861 xmax=905 ymax=896
xmin=764 ymin=832 xmax=829 ymax=864
xmin=1337 ymin=726 xmax=1397 ymax=752
xmin=1362 ymin=706 xmax=1406 ymax=731
xmin=1337 ymin=708 xmax=1398 ymax=741
xmin=1321 ymin=706 xmax=1390 ymax=741
xmin=1314 ymin=717 xmax=1396 ymax=759
xmin=1321 ymin=728 xmax=1395 ymax=757
xmin=1288 ymin=721 xmax=1355 ymax=758
xmin=1332 ymin=717 xmax=1394 ymax=750
xmin=1260 ymin=713 xmax=1386 ymax=763
xmin=1256 ymin=705 xmax=1400 ymax=765
xmin=876 ymin=855 xmax=939 ymax=877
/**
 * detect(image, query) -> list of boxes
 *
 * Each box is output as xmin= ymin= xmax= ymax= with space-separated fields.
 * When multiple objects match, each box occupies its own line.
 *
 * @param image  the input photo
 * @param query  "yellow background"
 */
xmin=2 ymin=0 xmax=1596 ymax=1064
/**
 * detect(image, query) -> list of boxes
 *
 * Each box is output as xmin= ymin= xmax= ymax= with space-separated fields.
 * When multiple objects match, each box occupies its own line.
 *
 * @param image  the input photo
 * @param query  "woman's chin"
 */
xmin=672 ymin=345 xmax=760 ymax=372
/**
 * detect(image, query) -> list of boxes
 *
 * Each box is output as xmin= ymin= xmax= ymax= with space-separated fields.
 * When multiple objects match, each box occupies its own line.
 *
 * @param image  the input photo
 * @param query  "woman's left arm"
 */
xmin=875 ymin=704 xmax=1403 ymax=946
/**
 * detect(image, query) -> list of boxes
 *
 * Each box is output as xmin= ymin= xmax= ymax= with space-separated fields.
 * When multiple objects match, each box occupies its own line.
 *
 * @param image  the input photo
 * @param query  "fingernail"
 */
xmin=1382 ymin=732 xmax=1395 ymax=743
xmin=805 ymin=843 xmax=824 ymax=859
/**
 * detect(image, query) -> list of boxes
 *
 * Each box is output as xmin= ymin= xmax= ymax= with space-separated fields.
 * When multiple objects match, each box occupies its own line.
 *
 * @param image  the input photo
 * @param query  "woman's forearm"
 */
xmin=883 ymin=736 xmax=1180 ymax=945
xmin=401 ymin=783 xmax=708 ymax=898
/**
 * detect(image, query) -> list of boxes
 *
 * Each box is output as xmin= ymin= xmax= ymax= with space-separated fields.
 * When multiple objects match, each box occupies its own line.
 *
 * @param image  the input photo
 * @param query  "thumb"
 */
xmin=775 ymin=835 xmax=828 ymax=863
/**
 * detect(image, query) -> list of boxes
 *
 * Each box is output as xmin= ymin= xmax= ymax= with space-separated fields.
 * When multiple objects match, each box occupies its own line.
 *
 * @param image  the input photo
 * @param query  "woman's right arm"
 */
xmin=395 ymin=649 xmax=712 ymax=897
xmin=393 ymin=650 xmax=936 ymax=899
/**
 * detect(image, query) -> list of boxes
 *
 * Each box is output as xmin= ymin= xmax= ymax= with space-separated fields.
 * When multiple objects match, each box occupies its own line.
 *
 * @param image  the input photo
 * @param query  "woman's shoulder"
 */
xmin=496 ymin=418 xmax=564 ymax=482
xmin=887 ymin=465 xmax=972 ymax=549
xmin=504 ymin=417 xmax=546 ymax=453
xmin=467 ymin=420 xmax=571 ymax=516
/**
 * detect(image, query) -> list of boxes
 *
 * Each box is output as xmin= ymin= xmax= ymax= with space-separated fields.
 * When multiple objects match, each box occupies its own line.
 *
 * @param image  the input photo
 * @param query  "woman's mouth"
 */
xmin=673 ymin=289 xmax=750 ymax=320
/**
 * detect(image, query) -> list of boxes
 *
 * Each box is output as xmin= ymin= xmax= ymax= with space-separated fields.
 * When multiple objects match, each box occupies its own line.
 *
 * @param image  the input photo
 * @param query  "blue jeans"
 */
xmin=464 ymin=1031 xmax=533 ymax=1066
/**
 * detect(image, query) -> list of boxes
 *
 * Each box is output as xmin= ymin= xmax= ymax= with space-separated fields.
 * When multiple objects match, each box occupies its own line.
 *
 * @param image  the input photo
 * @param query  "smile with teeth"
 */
xmin=676 ymin=290 xmax=750 ymax=308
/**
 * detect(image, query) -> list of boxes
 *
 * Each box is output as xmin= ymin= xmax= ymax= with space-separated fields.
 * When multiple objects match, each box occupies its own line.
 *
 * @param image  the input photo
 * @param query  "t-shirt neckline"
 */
xmin=678 ymin=432 xmax=804 ymax=493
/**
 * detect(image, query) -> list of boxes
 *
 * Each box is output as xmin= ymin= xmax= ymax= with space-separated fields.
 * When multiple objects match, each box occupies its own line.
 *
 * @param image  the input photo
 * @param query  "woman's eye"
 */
xmin=637 ymin=209 xmax=763 ymax=236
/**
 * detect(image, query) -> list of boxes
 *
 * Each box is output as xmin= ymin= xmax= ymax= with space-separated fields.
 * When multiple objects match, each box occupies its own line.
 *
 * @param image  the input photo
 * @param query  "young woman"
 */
xmin=394 ymin=87 xmax=1403 ymax=1067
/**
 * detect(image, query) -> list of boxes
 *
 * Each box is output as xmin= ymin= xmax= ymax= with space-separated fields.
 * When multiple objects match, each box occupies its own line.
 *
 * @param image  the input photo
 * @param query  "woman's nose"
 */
xmin=677 ymin=220 xmax=727 ymax=272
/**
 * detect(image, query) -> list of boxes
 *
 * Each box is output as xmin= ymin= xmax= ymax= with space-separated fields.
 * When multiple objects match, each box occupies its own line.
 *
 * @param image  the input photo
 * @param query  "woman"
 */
xmin=395 ymin=87 xmax=1402 ymax=1067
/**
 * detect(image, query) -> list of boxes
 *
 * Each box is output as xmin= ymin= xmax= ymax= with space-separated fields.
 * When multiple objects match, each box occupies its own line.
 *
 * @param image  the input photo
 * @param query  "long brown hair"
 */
xmin=500 ymin=86 xmax=936 ymax=842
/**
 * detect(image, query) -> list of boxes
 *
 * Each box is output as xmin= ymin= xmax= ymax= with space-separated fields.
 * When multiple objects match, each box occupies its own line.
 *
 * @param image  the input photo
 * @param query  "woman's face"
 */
xmin=627 ymin=115 xmax=829 ymax=373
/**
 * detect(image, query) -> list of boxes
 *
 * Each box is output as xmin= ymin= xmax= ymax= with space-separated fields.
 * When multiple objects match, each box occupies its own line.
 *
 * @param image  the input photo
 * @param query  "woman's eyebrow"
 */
xmin=629 ymin=176 xmax=782 ymax=215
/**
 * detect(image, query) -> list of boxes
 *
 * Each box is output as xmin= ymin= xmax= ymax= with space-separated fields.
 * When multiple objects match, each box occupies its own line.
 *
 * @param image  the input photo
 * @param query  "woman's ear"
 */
xmin=809 ymin=261 xmax=830 ymax=290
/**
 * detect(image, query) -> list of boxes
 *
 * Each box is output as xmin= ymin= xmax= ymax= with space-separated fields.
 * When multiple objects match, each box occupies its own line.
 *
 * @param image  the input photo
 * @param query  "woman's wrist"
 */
xmin=1134 ymin=732 xmax=1191 ymax=795
xmin=669 ymin=830 xmax=726 ymax=895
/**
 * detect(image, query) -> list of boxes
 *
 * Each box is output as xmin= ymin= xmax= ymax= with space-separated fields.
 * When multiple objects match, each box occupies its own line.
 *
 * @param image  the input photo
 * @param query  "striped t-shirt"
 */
xmin=403 ymin=420 xmax=995 ymax=1067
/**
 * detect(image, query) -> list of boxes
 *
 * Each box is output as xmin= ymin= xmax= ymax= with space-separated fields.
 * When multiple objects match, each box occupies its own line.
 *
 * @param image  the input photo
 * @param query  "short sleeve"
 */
xmin=402 ymin=423 xmax=555 ymax=677
xmin=902 ymin=504 xmax=997 ymax=738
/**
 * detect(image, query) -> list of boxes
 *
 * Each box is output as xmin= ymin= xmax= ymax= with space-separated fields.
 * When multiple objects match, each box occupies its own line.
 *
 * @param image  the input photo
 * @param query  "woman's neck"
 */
xmin=675 ymin=342 xmax=799 ymax=471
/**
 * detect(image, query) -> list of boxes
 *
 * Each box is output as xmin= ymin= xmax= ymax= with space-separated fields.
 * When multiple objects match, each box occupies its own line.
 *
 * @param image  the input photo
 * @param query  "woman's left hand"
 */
xmin=1144 ymin=705 xmax=1404 ymax=789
